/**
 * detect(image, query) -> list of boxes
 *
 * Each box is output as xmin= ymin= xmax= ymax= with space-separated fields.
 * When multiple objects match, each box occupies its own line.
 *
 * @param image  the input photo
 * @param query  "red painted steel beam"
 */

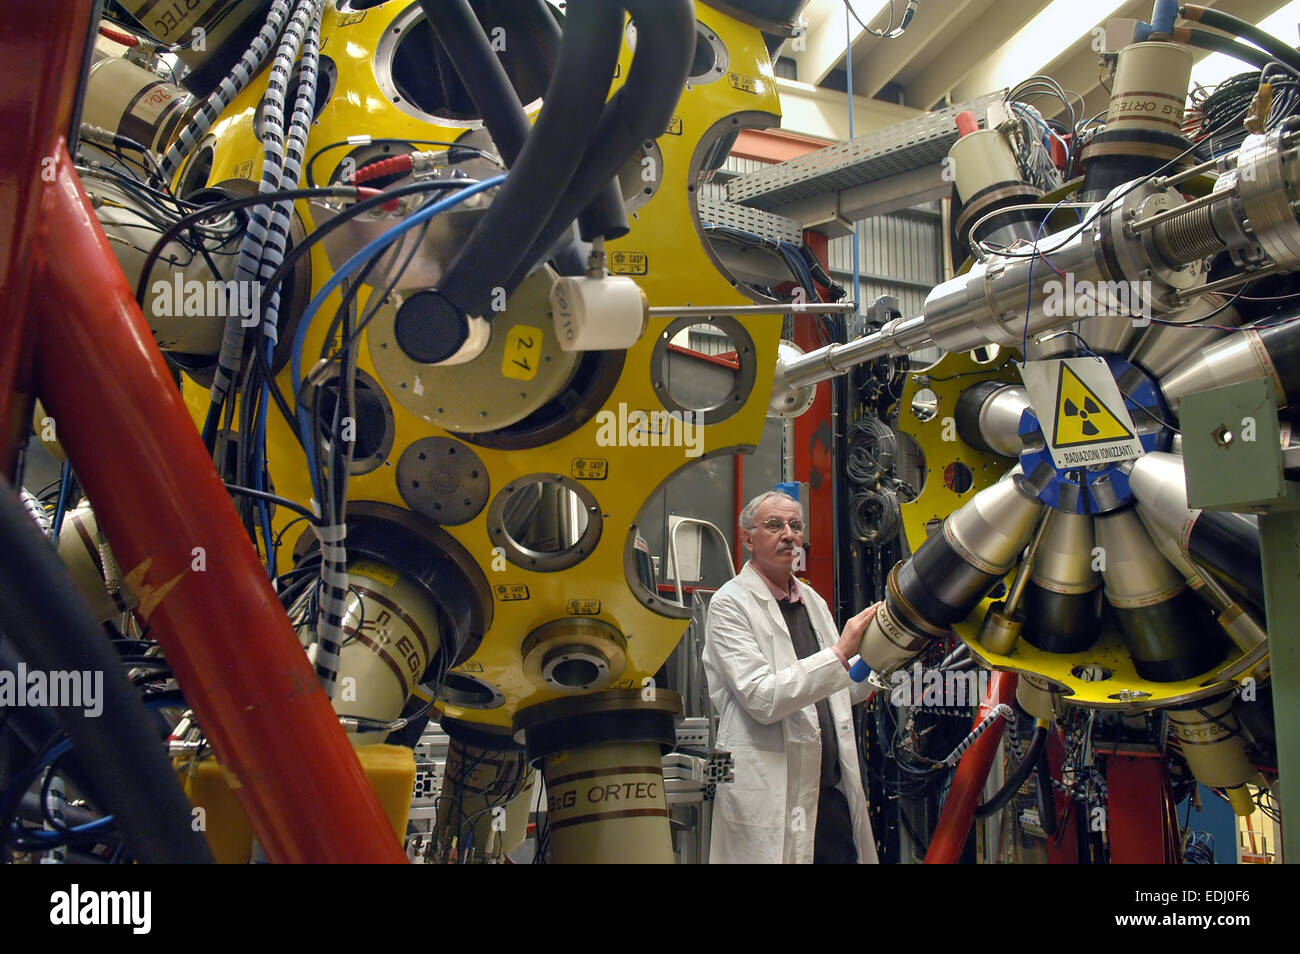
xmin=0 ymin=0 xmax=94 ymax=473
xmin=731 ymin=128 xmax=831 ymax=163
xmin=925 ymin=670 xmax=1018 ymax=863
xmin=1105 ymin=753 xmax=1174 ymax=864
xmin=30 ymin=144 xmax=406 ymax=860
xmin=792 ymin=231 xmax=836 ymax=601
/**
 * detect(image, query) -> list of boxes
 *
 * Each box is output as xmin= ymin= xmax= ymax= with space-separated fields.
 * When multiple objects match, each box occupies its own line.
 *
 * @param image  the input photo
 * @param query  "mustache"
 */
xmin=776 ymin=541 xmax=799 ymax=553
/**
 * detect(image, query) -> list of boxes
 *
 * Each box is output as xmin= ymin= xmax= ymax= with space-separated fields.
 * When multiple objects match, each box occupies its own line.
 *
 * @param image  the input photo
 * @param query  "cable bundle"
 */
xmin=1194 ymin=71 xmax=1264 ymax=158
xmin=845 ymin=417 xmax=908 ymax=543
xmin=846 ymin=417 xmax=896 ymax=482
xmin=848 ymin=488 xmax=901 ymax=544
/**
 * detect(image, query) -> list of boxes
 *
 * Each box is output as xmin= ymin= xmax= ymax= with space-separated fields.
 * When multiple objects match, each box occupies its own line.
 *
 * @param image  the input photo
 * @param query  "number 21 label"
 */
xmin=502 ymin=324 xmax=543 ymax=381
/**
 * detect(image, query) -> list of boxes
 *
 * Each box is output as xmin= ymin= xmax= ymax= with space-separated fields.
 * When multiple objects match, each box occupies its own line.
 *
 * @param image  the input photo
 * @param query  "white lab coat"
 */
xmin=702 ymin=563 xmax=879 ymax=864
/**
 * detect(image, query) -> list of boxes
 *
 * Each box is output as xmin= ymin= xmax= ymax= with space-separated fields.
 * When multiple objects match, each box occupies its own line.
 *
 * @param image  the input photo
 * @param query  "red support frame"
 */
xmin=1 ymin=2 xmax=405 ymax=863
xmin=1104 ymin=752 xmax=1179 ymax=864
xmin=792 ymin=231 xmax=837 ymax=601
xmin=925 ymin=670 xmax=1018 ymax=863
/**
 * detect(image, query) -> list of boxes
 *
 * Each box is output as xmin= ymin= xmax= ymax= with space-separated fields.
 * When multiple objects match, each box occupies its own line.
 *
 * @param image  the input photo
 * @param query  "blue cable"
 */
xmin=50 ymin=462 xmax=73 ymax=547
xmin=254 ymin=346 xmax=275 ymax=577
xmin=1011 ymin=103 xmax=1070 ymax=160
xmin=18 ymin=814 xmax=116 ymax=842
xmin=1 ymin=738 xmax=117 ymax=845
xmin=289 ymin=173 xmax=507 ymax=503
xmin=1024 ymin=198 xmax=1070 ymax=357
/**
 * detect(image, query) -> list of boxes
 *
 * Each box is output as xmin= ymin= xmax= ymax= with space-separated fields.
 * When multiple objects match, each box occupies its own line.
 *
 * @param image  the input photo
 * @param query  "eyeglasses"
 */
xmin=759 ymin=516 xmax=804 ymax=534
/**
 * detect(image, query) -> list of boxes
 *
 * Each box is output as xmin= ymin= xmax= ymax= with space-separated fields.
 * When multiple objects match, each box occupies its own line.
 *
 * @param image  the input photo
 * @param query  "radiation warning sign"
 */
xmin=1019 ymin=357 xmax=1143 ymax=469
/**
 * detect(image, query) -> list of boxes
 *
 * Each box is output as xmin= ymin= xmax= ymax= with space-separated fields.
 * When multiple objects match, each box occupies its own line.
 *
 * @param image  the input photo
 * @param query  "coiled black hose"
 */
xmin=503 ymin=0 xmax=695 ymax=292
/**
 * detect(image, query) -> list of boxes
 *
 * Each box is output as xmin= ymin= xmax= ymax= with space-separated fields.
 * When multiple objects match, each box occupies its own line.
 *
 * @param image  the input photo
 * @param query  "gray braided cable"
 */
xmin=39 ymin=774 xmax=68 ymax=865
xmin=943 ymin=703 xmax=1014 ymax=768
xmin=311 ymin=521 xmax=348 ymax=697
xmin=259 ymin=0 xmax=325 ymax=349
xmin=207 ymin=0 xmax=315 ymax=412
xmin=159 ymin=0 xmax=295 ymax=180
xmin=19 ymin=489 xmax=52 ymax=537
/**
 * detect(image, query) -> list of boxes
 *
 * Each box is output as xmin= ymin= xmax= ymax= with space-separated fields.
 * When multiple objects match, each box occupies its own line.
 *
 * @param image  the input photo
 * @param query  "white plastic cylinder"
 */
xmin=550 ymin=276 xmax=647 ymax=351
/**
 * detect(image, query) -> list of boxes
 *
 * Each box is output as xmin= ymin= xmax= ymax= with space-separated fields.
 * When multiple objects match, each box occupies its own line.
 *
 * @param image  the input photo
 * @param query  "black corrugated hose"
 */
xmin=503 ymin=0 xmax=696 ymax=292
xmin=423 ymin=0 xmax=624 ymax=317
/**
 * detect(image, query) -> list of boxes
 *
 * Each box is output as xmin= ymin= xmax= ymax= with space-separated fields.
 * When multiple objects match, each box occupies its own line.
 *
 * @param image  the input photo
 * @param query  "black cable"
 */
xmin=975 ymin=724 xmax=1048 ymax=818
xmin=432 ymin=0 xmax=625 ymax=319
xmin=1183 ymin=5 xmax=1300 ymax=74
xmin=135 ymin=185 xmax=358 ymax=305
xmin=420 ymin=0 xmax=532 ymax=166
xmin=304 ymin=138 xmax=500 ymax=188
xmin=1035 ymin=740 xmax=1058 ymax=836
xmin=504 ymin=0 xmax=695 ymax=294
xmin=843 ymin=0 xmax=916 ymax=38
xmin=223 ymin=483 xmax=320 ymax=523
xmin=979 ymin=110 xmax=1249 ymax=261
xmin=1182 ymin=27 xmax=1273 ymax=70
xmin=237 ymin=179 xmax=478 ymax=445
xmin=0 ymin=478 xmax=211 ymax=863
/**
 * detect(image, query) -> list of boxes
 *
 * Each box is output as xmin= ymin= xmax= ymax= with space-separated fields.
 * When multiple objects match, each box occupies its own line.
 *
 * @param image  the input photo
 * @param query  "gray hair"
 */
xmin=738 ymin=489 xmax=798 ymax=532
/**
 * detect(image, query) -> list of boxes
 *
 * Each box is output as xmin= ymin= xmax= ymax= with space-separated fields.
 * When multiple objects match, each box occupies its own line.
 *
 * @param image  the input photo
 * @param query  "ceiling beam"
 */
xmin=851 ymin=0 xmax=997 ymax=98
xmin=949 ymin=0 xmax=1134 ymax=104
xmin=787 ymin=0 xmax=912 ymax=87
xmin=789 ymin=0 xmax=865 ymax=85
xmin=904 ymin=0 xmax=1053 ymax=109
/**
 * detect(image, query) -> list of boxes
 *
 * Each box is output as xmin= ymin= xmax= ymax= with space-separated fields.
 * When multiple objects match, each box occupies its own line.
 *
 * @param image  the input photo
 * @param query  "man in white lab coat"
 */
xmin=703 ymin=490 xmax=880 ymax=864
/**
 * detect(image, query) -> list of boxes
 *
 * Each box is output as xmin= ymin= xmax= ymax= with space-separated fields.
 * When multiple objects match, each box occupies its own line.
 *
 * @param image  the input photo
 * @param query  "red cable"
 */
xmin=99 ymin=25 xmax=139 ymax=47
xmin=354 ymin=154 xmax=414 ymax=185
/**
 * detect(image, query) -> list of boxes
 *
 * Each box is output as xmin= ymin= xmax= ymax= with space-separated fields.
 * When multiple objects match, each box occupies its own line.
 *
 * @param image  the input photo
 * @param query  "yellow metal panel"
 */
xmin=180 ymin=744 xmax=415 ymax=862
xmin=179 ymin=3 xmax=785 ymax=730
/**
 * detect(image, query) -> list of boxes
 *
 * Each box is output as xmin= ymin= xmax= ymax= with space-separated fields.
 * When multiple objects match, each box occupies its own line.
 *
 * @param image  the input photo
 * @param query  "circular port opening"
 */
xmin=944 ymin=461 xmax=974 ymax=494
xmin=1072 ymin=664 xmax=1113 ymax=682
xmin=487 ymin=475 xmax=602 ymax=571
xmin=310 ymin=367 xmax=396 ymax=475
xmin=651 ymin=315 xmax=755 ymax=424
xmin=910 ymin=387 xmax=939 ymax=422
xmin=439 ymin=672 xmax=505 ymax=709
xmin=616 ymin=139 xmax=663 ymax=214
xmin=374 ymin=3 xmax=554 ymax=126
xmin=544 ymin=652 xmax=605 ymax=691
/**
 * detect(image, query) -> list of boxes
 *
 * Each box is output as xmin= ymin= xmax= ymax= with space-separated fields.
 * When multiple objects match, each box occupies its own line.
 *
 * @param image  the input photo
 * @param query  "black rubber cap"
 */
xmin=395 ymin=290 xmax=468 ymax=364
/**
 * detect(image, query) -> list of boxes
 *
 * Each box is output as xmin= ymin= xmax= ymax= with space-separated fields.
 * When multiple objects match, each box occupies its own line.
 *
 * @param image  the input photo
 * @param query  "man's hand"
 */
xmin=835 ymin=602 xmax=880 ymax=662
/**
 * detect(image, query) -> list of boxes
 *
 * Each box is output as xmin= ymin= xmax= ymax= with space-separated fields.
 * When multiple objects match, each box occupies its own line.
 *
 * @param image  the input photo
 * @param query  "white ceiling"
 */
xmin=783 ymin=0 xmax=1298 ymax=122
